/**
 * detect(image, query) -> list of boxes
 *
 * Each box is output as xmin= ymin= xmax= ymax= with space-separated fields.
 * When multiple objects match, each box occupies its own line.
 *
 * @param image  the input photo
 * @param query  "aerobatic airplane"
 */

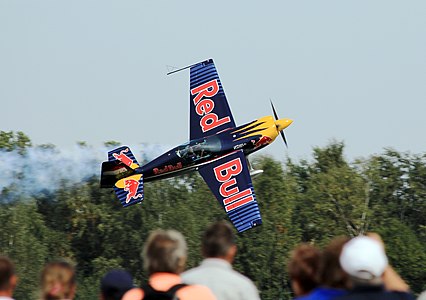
xmin=100 ymin=59 xmax=293 ymax=232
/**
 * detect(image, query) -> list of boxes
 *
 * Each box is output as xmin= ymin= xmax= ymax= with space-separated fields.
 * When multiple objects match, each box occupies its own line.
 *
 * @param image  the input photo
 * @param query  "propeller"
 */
xmin=270 ymin=99 xmax=289 ymax=148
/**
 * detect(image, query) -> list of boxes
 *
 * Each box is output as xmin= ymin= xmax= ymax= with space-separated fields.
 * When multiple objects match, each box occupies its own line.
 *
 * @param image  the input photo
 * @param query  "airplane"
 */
xmin=100 ymin=59 xmax=293 ymax=232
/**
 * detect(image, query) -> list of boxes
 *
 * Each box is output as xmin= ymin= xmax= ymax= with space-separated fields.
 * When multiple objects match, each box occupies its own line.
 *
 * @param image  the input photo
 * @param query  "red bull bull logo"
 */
xmin=113 ymin=148 xmax=133 ymax=167
xmin=124 ymin=178 xmax=143 ymax=203
xmin=255 ymin=136 xmax=273 ymax=147
xmin=214 ymin=157 xmax=255 ymax=212
xmin=191 ymin=79 xmax=231 ymax=133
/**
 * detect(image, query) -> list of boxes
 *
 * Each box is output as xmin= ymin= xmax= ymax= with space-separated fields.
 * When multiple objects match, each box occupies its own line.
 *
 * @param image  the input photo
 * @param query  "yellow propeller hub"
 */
xmin=275 ymin=118 xmax=293 ymax=132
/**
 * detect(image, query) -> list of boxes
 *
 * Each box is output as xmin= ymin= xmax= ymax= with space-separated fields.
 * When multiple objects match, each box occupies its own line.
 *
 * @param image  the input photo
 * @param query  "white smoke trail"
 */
xmin=0 ymin=143 xmax=171 ymax=199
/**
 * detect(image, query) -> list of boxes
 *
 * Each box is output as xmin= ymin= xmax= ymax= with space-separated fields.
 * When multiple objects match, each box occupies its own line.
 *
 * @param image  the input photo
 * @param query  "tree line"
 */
xmin=0 ymin=131 xmax=425 ymax=299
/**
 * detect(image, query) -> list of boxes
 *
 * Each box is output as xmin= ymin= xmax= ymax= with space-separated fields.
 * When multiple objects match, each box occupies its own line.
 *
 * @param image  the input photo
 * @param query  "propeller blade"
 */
xmin=281 ymin=131 xmax=288 ymax=148
xmin=270 ymin=99 xmax=279 ymax=120
xmin=270 ymin=99 xmax=288 ymax=148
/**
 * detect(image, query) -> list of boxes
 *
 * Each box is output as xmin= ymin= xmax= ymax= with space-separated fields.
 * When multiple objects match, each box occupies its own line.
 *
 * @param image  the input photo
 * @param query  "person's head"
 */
xmin=0 ymin=256 xmax=17 ymax=296
xmin=318 ymin=236 xmax=351 ymax=289
xmin=418 ymin=291 xmax=426 ymax=300
xmin=40 ymin=260 xmax=76 ymax=300
xmin=287 ymin=243 xmax=321 ymax=296
xmin=143 ymin=229 xmax=187 ymax=275
xmin=100 ymin=269 xmax=133 ymax=300
xmin=201 ymin=220 xmax=237 ymax=262
xmin=339 ymin=235 xmax=388 ymax=286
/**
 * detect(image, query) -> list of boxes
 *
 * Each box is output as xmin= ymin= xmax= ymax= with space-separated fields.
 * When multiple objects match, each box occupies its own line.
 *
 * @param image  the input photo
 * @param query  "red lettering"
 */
xmin=153 ymin=162 xmax=183 ymax=175
xmin=219 ymin=178 xmax=238 ymax=197
xmin=223 ymin=188 xmax=252 ymax=206
xmin=191 ymin=79 xmax=219 ymax=105
xmin=225 ymin=195 xmax=254 ymax=212
xmin=196 ymin=99 xmax=214 ymax=115
xmin=191 ymin=79 xmax=231 ymax=133
xmin=201 ymin=113 xmax=231 ymax=133
xmin=214 ymin=158 xmax=243 ymax=182
xmin=214 ymin=158 xmax=255 ymax=212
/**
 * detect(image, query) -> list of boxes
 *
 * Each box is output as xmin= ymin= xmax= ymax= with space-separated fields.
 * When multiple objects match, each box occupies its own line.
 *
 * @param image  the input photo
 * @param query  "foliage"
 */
xmin=0 ymin=131 xmax=31 ymax=154
xmin=0 ymin=133 xmax=425 ymax=299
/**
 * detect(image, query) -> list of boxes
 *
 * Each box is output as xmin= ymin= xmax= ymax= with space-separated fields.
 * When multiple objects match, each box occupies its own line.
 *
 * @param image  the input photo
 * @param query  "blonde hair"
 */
xmin=40 ymin=260 xmax=76 ymax=300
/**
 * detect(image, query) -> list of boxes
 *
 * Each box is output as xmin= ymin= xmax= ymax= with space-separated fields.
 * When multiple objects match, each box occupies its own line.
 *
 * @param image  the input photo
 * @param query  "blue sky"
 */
xmin=1 ymin=1 xmax=425 ymax=162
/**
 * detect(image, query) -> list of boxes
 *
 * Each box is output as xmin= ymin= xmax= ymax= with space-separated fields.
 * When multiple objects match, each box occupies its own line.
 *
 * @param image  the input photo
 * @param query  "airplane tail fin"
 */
xmin=100 ymin=146 xmax=144 ymax=207
xmin=100 ymin=160 xmax=135 ymax=188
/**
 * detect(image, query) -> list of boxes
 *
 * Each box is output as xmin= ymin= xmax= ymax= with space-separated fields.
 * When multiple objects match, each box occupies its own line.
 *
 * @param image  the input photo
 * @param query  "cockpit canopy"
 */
xmin=176 ymin=135 xmax=222 ymax=162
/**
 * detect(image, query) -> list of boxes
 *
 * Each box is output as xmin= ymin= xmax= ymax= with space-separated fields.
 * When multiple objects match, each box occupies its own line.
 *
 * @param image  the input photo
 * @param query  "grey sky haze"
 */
xmin=1 ymin=1 xmax=425 ymax=162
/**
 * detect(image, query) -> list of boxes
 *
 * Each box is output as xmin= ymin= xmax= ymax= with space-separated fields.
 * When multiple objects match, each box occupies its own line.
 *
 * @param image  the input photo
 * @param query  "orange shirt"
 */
xmin=122 ymin=272 xmax=217 ymax=300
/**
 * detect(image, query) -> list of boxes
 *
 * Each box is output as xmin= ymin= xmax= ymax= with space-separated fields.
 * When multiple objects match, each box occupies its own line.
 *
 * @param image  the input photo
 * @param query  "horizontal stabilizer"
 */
xmin=114 ymin=174 xmax=144 ymax=207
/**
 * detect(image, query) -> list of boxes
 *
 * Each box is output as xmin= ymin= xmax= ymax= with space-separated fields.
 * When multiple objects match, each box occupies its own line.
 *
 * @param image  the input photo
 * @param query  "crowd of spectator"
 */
xmin=287 ymin=233 xmax=417 ymax=300
xmin=0 ymin=221 xmax=423 ymax=300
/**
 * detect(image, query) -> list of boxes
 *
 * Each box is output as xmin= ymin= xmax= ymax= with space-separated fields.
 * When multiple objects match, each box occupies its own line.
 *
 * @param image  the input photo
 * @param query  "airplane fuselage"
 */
xmin=136 ymin=115 xmax=289 ymax=182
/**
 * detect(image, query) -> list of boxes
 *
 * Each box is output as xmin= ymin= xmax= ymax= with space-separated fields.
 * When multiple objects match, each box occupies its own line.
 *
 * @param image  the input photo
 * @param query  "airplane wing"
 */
xmin=190 ymin=59 xmax=236 ymax=140
xmin=198 ymin=150 xmax=262 ymax=232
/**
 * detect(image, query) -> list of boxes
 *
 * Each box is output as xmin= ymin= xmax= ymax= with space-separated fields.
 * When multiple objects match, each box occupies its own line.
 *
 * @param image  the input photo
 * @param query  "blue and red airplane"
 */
xmin=100 ymin=59 xmax=293 ymax=232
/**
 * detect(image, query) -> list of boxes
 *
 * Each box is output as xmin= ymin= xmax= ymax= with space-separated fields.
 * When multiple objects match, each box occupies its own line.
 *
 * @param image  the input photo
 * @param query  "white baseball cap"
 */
xmin=339 ymin=236 xmax=388 ymax=280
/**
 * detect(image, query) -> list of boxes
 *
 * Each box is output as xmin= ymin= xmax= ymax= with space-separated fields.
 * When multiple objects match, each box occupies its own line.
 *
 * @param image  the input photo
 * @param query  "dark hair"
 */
xmin=318 ymin=236 xmax=350 ymax=289
xmin=100 ymin=269 xmax=133 ymax=300
xmin=202 ymin=221 xmax=235 ymax=258
xmin=287 ymin=244 xmax=321 ymax=294
xmin=0 ymin=256 xmax=15 ymax=291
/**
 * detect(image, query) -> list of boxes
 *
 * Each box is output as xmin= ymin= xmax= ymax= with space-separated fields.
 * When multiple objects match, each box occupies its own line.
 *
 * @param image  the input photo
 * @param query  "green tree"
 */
xmin=288 ymin=142 xmax=368 ymax=243
xmin=355 ymin=150 xmax=426 ymax=293
xmin=0 ymin=200 xmax=51 ymax=299
xmin=0 ymin=131 xmax=31 ymax=154
xmin=235 ymin=155 xmax=300 ymax=299
xmin=373 ymin=218 xmax=426 ymax=293
xmin=1 ymin=133 xmax=425 ymax=299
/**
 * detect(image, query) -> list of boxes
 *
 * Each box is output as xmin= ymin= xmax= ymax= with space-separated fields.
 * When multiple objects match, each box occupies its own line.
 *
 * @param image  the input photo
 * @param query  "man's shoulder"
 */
xmin=181 ymin=265 xmax=208 ymax=281
xmin=182 ymin=263 xmax=253 ymax=285
xmin=122 ymin=284 xmax=217 ymax=300
xmin=182 ymin=262 xmax=260 ymax=300
xmin=182 ymin=259 xmax=228 ymax=278
xmin=177 ymin=284 xmax=217 ymax=300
